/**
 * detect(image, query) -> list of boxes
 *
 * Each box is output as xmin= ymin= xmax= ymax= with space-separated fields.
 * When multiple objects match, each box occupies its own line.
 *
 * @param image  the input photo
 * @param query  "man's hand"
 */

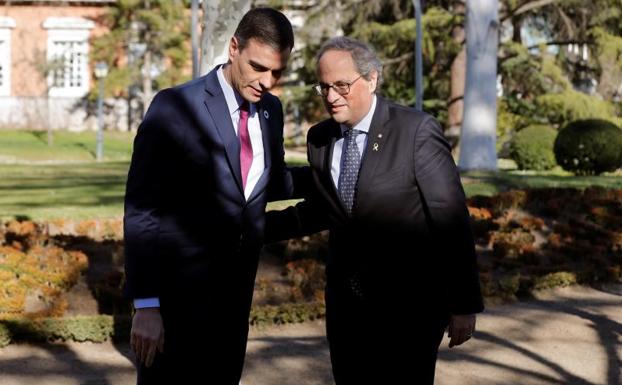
xmin=447 ymin=313 xmax=476 ymax=348
xmin=131 ymin=308 xmax=165 ymax=367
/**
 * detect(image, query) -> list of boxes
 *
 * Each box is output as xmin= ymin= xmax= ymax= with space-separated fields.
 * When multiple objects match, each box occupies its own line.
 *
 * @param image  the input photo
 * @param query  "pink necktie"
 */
xmin=238 ymin=101 xmax=253 ymax=189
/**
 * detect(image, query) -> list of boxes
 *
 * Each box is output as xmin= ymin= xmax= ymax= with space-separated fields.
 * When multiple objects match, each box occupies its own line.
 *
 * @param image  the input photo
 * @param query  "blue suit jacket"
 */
xmin=124 ymin=67 xmax=296 ymax=301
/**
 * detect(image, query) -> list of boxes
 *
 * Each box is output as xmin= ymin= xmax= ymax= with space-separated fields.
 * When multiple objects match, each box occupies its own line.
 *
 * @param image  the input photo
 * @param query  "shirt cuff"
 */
xmin=134 ymin=297 xmax=160 ymax=309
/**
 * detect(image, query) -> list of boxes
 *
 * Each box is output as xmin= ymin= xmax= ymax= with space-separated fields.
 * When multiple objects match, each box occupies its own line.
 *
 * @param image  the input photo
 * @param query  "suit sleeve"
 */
xmin=264 ymin=196 xmax=329 ymax=244
xmin=265 ymin=139 xmax=329 ymax=243
xmin=266 ymin=97 xmax=312 ymax=201
xmin=123 ymin=91 xmax=169 ymax=300
xmin=413 ymin=116 xmax=484 ymax=315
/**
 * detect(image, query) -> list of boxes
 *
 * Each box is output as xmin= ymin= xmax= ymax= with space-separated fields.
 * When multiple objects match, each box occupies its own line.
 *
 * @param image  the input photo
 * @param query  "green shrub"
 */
xmin=509 ymin=125 xmax=557 ymax=170
xmin=0 ymin=323 xmax=11 ymax=347
xmin=249 ymin=302 xmax=326 ymax=326
xmin=554 ymin=119 xmax=622 ymax=175
xmin=533 ymin=272 xmax=578 ymax=291
xmin=2 ymin=315 xmax=115 ymax=343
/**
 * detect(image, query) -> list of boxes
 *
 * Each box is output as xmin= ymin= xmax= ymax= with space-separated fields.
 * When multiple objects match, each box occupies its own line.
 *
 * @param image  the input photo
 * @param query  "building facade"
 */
xmin=0 ymin=0 xmax=130 ymax=131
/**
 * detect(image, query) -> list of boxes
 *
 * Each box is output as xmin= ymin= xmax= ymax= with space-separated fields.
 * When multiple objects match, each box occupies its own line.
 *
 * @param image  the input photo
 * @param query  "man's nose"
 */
xmin=259 ymin=72 xmax=277 ymax=90
xmin=326 ymin=86 xmax=341 ymax=103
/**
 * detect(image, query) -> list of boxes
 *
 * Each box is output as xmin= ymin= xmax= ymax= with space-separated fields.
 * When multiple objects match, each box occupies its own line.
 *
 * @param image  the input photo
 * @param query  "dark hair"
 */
xmin=234 ymin=8 xmax=294 ymax=52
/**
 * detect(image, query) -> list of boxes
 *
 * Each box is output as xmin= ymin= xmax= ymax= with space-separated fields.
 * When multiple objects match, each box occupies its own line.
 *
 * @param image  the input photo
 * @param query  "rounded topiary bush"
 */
xmin=509 ymin=125 xmax=557 ymax=171
xmin=554 ymin=119 xmax=622 ymax=175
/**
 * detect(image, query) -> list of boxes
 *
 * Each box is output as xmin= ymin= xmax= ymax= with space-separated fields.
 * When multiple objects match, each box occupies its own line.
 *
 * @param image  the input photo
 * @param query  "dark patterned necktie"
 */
xmin=338 ymin=129 xmax=362 ymax=214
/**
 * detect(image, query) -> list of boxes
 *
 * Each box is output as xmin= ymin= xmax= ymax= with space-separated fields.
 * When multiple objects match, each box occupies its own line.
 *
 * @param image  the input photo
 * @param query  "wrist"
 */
xmin=135 ymin=307 xmax=160 ymax=314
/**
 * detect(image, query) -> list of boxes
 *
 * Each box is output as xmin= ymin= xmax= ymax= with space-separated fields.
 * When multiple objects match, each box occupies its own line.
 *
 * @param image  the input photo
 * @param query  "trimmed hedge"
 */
xmin=509 ymin=124 xmax=557 ymax=171
xmin=0 ymin=302 xmax=327 ymax=347
xmin=250 ymin=302 xmax=326 ymax=327
xmin=554 ymin=119 xmax=622 ymax=175
xmin=0 ymin=315 xmax=118 ymax=347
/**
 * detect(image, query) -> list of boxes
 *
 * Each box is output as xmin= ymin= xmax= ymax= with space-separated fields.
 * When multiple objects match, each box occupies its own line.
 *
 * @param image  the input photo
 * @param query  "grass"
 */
xmin=0 ymin=130 xmax=620 ymax=220
xmin=0 ymin=130 xmax=134 ymax=162
xmin=462 ymin=169 xmax=622 ymax=196
xmin=0 ymin=162 xmax=129 ymax=220
xmin=2 ymin=164 xmax=620 ymax=221
xmin=0 ymin=160 xmax=304 ymax=220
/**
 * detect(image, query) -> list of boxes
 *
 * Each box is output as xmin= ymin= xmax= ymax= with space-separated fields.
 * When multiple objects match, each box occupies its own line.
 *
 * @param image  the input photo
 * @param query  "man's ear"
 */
xmin=228 ymin=37 xmax=239 ymax=61
xmin=368 ymin=70 xmax=378 ymax=93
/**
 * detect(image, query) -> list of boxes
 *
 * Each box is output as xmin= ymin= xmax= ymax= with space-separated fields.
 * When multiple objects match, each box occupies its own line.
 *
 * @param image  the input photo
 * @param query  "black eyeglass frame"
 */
xmin=313 ymin=75 xmax=363 ymax=97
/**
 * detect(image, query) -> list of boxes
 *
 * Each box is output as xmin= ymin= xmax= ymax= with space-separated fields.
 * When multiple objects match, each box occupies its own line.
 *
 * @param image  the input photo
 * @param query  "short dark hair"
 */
xmin=234 ymin=8 xmax=294 ymax=52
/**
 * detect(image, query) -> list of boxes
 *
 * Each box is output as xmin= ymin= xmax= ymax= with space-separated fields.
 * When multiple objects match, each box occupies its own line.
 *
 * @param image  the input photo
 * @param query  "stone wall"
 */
xmin=0 ymin=96 xmax=136 ymax=131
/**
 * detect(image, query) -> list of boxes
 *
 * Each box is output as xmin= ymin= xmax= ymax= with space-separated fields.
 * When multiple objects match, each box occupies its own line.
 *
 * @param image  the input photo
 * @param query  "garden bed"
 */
xmin=1 ymin=187 xmax=620 ymax=346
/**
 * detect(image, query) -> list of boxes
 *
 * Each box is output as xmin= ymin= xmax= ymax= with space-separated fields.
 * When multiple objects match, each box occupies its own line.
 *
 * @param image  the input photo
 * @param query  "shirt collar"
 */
xmin=217 ymin=65 xmax=255 ymax=116
xmin=340 ymin=94 xmax=377 ymax=135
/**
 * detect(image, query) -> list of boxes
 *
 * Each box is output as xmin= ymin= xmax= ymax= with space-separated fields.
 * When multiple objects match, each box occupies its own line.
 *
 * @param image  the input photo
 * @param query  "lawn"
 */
xmin=0 ymin=130 xmax=621 ymax=220
xmin=0 ymin=162 xmax=129 ymax=220
xmin=0 ymin=130 xmax=134 ymax=162
xmin=2 ymin=163 xmax=621 ymax=221
xmin=462 ymin=170 xmax=622 ymax=196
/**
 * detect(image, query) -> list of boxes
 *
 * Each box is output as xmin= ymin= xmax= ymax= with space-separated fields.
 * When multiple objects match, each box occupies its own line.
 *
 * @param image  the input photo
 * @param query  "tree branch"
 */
xmin=500 ymin=0 xmax=560 ymax=22
xmin=556 ymin=5 xmax=575 ymax=38
xmin=382 ymin=52 xmax=413 ymax=66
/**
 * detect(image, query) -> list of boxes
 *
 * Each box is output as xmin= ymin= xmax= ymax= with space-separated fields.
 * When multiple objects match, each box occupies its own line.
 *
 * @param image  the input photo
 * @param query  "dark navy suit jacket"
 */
xmin=123 ymin=67 xmax=300 ymax=382
xmin=124 ymin=67 xmax=295 ymax=299
xmin=267 ymin=96 xmax=484 ymax=314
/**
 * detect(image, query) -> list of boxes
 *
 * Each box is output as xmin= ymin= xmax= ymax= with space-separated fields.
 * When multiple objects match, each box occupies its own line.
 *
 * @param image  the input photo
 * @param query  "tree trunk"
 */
xmin=141 ymin=0 xmax=153 ymax=115
xmin=458 ymin=0 xmax=499 ymax=171
xmin=512 ymin=16 xmax=522 ymax=43
xmin=46 ymin=97 xmax=53 ymax=146
xmin=200 ymin=0 xmax=251 ymax=75
xmin=446 ymin=1 xmax=466 ymax=149
xmin=141 ymin=44 xmax=153 ymax=116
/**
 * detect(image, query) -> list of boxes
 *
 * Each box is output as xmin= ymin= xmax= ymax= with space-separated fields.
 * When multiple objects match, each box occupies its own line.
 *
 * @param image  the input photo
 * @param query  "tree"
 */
xmin=458 ymin=0 xmax=499 ymax=170
xmin=294 ymin=1 xmax=459 ymax=121
xmin=91 ymin=0 xmax=191 ymax=127
xmin=199 ymin=0 xmax=251 ymax=75
xmin=497 ymin=0 xmax=622 ymax=141
xmin=447 ymin=0 xmax=466 ymax=148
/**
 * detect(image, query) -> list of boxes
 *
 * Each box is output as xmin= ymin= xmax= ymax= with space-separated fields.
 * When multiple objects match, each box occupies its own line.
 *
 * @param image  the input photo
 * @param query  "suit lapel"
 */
xmin=355 ymin=96 xmax=392 ymax=204
xmin=258 ymin=103 xmax=273 ymax=172
xmin=202 ymin=69 xmax=244 ymax=197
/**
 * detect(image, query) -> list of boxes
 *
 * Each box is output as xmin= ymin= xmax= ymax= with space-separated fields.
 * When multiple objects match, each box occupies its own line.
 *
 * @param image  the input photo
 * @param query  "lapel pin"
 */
xmin=263 ymin=110 xmax=269 ymax=119
xmin=378 ymin=134 xmax=383 ymax=138
xmin=372 ymin=143 xmax=379 ymax=151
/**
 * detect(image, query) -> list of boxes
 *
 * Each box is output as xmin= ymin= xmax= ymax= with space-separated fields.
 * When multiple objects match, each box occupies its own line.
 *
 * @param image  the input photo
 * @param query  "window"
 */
xmin=0 ymin=17 xmax=15 ymax=97
xmin=43 ymin=17 xmax=94 ymax=97
xmin=50 ymin=41 xmax=88 ymax=90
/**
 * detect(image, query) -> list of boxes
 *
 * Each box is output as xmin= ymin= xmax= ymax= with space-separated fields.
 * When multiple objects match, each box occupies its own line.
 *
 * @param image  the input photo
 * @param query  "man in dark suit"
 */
xmin=266 ymin=36 xmax=484 ymax=385
xmin=124 ymin=8 xmax=299 ymax=385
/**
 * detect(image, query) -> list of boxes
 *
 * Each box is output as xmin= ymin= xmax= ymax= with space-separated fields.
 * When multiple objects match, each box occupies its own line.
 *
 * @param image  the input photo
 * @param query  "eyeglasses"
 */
xmin=313 ymin=75 xmax=363 ymax=97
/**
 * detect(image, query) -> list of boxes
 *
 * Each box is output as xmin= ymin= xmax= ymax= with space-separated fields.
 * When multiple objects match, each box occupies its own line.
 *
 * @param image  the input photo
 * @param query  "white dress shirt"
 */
xmin=134 ymin=66 xmax=266 ymax=309
xmin=331 ymin=95 xmax=377 ymax=188
xmin=217 ymin=66 xmax=265 ymax=200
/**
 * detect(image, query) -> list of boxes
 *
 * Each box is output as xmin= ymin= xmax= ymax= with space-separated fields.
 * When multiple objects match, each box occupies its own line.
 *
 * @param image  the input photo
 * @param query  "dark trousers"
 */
xmin=325 ymin=279 xmax=448 ymax=385
xmin=136 ymin=289 xmax=253 ymax=385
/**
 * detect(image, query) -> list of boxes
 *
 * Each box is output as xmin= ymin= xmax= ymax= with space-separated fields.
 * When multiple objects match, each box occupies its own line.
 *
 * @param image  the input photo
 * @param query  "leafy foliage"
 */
xmin=509 ymin=125 xmax=557 ymax=171
xmin=471 ymin=187 xmax=622 ymax=300
xmin=498 ymin=0 xmax=622 ymax=142
xmin=555 ymin=119 xmax=622 ymax=175
xmin=90 ymin=0 xmax=191 ymax=100
xmin=554 ymin=119 xmax=622 ymax=175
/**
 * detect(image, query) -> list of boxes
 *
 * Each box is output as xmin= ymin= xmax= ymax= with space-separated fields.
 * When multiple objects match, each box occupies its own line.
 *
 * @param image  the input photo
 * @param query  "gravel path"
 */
xmin=0 ymin=284 xmax=620 ymax=385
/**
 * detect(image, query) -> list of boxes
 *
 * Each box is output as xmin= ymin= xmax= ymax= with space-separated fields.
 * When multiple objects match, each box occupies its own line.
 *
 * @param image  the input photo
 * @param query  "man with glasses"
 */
xmin=266 ymin=36 xmax=483 ymax=384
